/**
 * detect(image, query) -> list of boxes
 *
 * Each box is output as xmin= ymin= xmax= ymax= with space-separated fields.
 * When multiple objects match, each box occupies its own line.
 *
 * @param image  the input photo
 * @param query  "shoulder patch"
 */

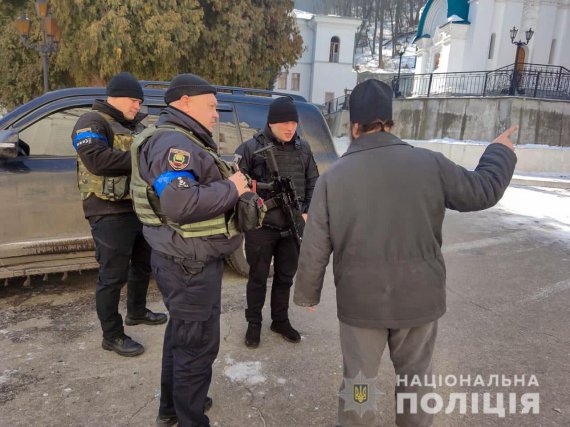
xmin=75 ymin=127 xmax=92 ymax=135
xmin=168 ymin=148 xmax=191 ymax=171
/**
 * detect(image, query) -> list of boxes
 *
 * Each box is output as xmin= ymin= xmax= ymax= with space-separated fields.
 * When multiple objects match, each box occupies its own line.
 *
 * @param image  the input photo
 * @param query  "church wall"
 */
xmin=553 ymin=5 xmax=570 ymax=68
xmin=466 ymin=0 xmax=496 ymax=71
xmin=495 ymin=2 xmax=524 ymax=69
xmin=531 ymin=4 xmax=559 ymax=64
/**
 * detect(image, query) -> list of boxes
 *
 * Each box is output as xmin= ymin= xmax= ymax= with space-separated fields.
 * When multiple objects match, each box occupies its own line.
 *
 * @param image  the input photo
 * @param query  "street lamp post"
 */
xmin=394 ymin=41 xmax=408 ymax=98
xmin=15 ymin=0 xmax=61 ymax=93
xmin=508 ymin=26 xmax=534 ymax=96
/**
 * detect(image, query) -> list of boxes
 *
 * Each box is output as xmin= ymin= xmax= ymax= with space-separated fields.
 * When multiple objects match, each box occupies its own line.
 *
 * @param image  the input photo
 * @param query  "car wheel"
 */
xmin=226 ymin=240 xmax=274 ymax=278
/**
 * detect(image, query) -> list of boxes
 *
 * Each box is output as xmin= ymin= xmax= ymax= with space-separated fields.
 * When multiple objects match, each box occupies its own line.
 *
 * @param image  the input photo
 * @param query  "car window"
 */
xmin=19 ymin=107 xmax=91 ymax=156
xmin=142 ymin=106 xmax=161 ymax=126
xmin=235 ymin=102 xmax=269 ymax=142
xmin=296 ymin=104 xmax=333 ymax=155
xmin=215 ymin=110 xmax=241 ymax=155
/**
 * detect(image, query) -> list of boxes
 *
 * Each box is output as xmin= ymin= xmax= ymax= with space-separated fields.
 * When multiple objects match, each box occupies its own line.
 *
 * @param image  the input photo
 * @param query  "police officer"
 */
xmin=235 ymin=97 xmax=319 ymax=348
xmin=130 ymin=73 xmax=249 ymax=426
xmin=71 ymin=72 xmax=167 ymax=357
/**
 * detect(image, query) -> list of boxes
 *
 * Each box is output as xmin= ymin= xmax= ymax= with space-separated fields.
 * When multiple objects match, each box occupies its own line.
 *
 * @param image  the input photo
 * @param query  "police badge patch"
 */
xmin=168 ymin=148 xmax=191 ymax=171
xmin=353 ymin=384 xmax=368 ymax=404
xmin=338 ymin=371 xmax=381 ymax=417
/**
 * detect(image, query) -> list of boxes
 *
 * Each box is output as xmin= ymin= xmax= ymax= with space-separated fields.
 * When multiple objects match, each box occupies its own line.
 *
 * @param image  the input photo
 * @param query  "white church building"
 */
xmin=414 ymin=0 xmax=570 ymax=74
xmin=274 ymin=10 xmax=361 ymax=105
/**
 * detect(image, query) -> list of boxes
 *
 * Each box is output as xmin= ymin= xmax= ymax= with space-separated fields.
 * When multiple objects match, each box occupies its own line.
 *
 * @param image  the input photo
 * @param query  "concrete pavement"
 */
xmin=0 ymin=185 xmax=569 ymax=426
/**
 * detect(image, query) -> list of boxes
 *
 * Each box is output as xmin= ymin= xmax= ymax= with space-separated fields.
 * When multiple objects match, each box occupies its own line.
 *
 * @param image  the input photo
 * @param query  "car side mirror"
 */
xmin=0 ymin=130 xmax=22 ymax=159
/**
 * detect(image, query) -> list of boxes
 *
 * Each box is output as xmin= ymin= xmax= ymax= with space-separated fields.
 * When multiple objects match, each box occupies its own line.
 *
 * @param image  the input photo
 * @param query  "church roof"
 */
xmin=415 ymin=0 xmax=470 ymax=40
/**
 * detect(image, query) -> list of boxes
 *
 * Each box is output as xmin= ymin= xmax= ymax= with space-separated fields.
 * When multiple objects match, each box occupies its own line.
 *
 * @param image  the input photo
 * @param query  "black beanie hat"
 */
xmin=349 ymin=79 xmax=393 ymax=125
xmin=165 ymin=73 xmax=217 ymax=104
xmin=106 ymin=72 xmax=144 ymax=101
xmin=268 ymin=97 xmax=299 ymax=124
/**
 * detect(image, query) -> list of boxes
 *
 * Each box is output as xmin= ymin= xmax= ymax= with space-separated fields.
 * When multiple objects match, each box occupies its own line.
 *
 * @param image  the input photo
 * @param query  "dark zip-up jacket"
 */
xmin=72 ymin=100 xmax=145 ymax=218
xmin=294 ymin=131 xmax=517 ymax=329
xmin=139 ymin=106 xmax=242 ymax=262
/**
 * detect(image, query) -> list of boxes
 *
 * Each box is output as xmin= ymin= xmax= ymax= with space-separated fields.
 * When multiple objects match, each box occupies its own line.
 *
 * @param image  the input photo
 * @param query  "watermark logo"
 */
xmin=395 ymin=374 xmax=540 ymax=417
xmin=338 ymin=371 xmax=382 ymax=417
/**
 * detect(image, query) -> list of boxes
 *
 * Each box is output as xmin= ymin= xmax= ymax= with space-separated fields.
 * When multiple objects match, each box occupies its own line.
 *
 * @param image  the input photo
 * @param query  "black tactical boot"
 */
xmin=270 ymin=320 xmax=301 ymax=343
xmin=125 ymin=309 xmax=167 ymax=326
xmin=245 ymin=322 xmax=261 ymax=348
xmin=155 ymin=397 xmax=213 ymax=426
xmin=155 ymin=414 xmax=177 ymax=427
xmin=204 ymin=396 xmax=213 ymax=412
xmin=102 ymin=334 xmax=144 ymax=357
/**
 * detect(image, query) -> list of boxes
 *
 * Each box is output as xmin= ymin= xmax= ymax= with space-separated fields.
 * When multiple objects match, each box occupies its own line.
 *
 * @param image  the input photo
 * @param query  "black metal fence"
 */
xmin=324 ymin=64 xmax=570 ymax=114
xmin=395 ymin=63 xmax=570 ymax=100
xmin=323 ymin=93 xmax=350 ymax=114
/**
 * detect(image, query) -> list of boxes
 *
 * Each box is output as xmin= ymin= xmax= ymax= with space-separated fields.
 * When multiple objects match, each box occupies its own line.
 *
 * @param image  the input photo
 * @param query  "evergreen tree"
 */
xmin=1 ymin=0 xmax=302 ymax=109
xmin=189 ymin=0 xmax=303 ymax=89
xmin=52 ymin=0 xmax=205 ymax=85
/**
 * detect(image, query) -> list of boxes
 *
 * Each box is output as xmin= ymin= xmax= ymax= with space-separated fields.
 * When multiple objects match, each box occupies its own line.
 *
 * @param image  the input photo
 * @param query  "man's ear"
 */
xmin=351 ymin=123 xmax=360 ymax=139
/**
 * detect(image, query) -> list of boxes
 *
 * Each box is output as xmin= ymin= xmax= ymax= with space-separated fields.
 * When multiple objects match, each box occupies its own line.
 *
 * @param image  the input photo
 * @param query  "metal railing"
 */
xmin=393 ymin=63 xmax=570 ymax=100
xmin=323 ymin=64 xmax=569 ymax=116
xmin=323 ymin=92 xmax=351 ymax=114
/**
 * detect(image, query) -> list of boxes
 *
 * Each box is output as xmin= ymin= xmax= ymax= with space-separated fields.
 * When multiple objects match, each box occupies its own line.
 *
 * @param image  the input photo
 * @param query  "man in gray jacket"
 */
xmin=293 ymin=79 xmax=517 ymax=427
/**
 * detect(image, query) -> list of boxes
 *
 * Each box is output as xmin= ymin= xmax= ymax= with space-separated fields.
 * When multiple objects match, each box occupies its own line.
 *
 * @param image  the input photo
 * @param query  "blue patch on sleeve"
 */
xmin=154 ymin=171 xmax=197 ymax=197
xmin=72 ymin=132 xmax=109 ymax=150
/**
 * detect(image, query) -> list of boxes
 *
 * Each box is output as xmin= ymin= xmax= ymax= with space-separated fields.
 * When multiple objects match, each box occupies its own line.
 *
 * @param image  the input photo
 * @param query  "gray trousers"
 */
xmin=338 ymin=320 xmax=438 ymax=427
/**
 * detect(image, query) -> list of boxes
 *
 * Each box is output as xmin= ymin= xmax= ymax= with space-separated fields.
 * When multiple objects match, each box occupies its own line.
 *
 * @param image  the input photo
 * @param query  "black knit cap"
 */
xmin=106 ymin=72 xmax=144 ymax=101
xmin=349 ymin=79 xmax=393 ymax=125
xmin=165 ymin=73 xmax=217 ymax=104
xmin=268 ymin=97 xmax=299 ymax=124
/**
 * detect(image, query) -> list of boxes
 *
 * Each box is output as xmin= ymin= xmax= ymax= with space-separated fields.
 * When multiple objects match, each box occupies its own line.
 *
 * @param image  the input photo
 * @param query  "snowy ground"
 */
xmin=353 ymin=29 xmax=417 ymax=74
xmin=496 ymin=186 xmax=570 ymax=235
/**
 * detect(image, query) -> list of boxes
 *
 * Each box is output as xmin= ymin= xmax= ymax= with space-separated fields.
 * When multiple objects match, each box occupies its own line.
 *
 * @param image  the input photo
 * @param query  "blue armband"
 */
xmin=72 ymin=132 xmax=109 ymax=150
xmin=154 ymin=171 xmax=197 ymax=197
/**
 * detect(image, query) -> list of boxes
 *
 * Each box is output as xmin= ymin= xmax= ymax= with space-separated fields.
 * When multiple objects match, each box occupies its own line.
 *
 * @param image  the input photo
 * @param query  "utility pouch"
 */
xmin=102 ymin=176 xmax=130 ymax=200
xmin=235 ymin=192 xmax=267 ymax=232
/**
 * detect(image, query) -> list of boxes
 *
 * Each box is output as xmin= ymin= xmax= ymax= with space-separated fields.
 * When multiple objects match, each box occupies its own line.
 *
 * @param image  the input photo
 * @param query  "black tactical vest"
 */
xmin=258 ymin=135 xmax=306 ymax=201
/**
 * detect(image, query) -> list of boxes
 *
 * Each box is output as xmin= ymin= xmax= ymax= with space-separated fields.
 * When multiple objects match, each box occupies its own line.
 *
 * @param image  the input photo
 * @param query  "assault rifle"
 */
xmin=253 ymin=144 xmax=303 ymax=250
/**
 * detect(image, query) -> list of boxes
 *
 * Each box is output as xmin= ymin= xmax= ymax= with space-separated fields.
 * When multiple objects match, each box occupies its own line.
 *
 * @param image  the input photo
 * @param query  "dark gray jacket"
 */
xmin=139 ymin=106 xmax=242 ymax=262
xmin=293 ymin=131 xmax=517 ymax=329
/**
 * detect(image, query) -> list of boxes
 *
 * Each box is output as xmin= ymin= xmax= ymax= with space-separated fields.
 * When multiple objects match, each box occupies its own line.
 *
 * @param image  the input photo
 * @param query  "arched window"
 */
xmin=488 ymin=33 xmax=496 ymax=59
xmin=329 ymin=36 xmax=340 ymax=63
xmin=549 ymin=39 xmax=557 ymax=64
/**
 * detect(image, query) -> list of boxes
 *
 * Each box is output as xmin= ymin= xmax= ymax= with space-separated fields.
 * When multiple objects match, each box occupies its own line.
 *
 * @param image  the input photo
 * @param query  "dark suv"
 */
xmin=0 ymin=83 xmax=337 ymax=280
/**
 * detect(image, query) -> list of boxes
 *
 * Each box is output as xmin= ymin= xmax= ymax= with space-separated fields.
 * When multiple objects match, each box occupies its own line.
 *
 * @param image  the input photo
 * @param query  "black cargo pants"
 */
xmin=151 ymin=250 xmax=223 ymax=427
xmin=244 ymin=227 xmax=299 ymax=324
xmin=88 ymin=213 xmax=151 ymax=340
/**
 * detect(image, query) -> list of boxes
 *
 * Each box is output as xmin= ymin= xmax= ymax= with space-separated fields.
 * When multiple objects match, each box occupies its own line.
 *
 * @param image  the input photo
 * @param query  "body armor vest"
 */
xmin=76 ymin=112 xmax=142 ymax=201
xmin=130 ymin=125 xmax=239 ymax=239
xmin=259 ymin=135 xmax=306 ymax=202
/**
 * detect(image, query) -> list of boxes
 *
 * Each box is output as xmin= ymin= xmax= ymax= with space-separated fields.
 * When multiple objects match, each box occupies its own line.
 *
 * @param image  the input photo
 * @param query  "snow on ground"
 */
xmin=354 ymin=31 xmax=417 ymax=74
xmin=496 ymin=186 xmax=570 ymax=234
xmin=223 ymin=355 xmax=266 ymax=386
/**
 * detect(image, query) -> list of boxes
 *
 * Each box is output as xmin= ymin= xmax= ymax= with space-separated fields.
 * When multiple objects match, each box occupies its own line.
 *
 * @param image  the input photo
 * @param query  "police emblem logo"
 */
xmin=338 ymin=371 xmax=380 ymax=417
xmin=353 ymin=384 xmax=368 ymax=404
xmin=168 ymin=148 xmax=191 ymax=171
